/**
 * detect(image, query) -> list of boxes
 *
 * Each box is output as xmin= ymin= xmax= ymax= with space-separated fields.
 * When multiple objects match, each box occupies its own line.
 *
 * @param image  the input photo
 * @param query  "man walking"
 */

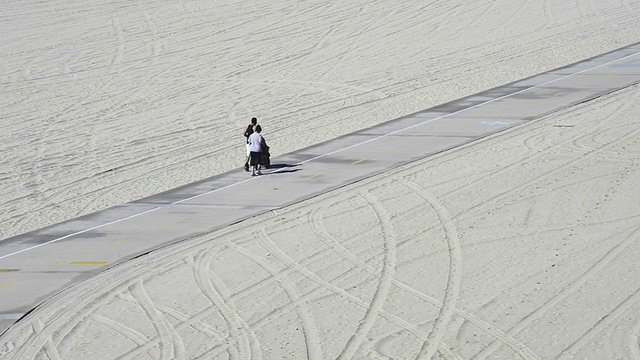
xmin=243 ymin=117 xmax=258 ymax=171
xmin=247 ymin=125 xmax=264 ymax=176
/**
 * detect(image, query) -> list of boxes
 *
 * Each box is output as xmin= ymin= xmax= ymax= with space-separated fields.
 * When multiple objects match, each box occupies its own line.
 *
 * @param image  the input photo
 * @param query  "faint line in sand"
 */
xmin=32 ymin=236 xmax=245 ymax=358
xmin=32 ymin=318 xmax=63 ymax=360
xmin=122 ymin=282 xmax=185 ymax=360
xmin=558 ymin=285 xmax=640 ymax=359
xmin=293 ymin=48 xmax=640 ymax=168
xmin=306 ymin=175 xmax=539 ymax=357
xmin=113 ymin=259 xmax=240 ymax=360
xmin=5 ymin=46 xmax=638 ymax=262
xmin=403 ymin=180 xmax=465 ymax=360
xmin=337 ymin=191 xmax=397 ymax=359
xmin=142 ymin=10 xmax=161 ymax=63
xmin=55 ymin=262 xmax=186 ymax=357
xmin=188 ymin=250 xmax=259 ymax=359
xmin=87 ymin=314 xmax=147 ymax=347
xmin=452 ymin=89 xmax=640 ymax=223
xmin=239 ymin=230 xmax=324 ymax=359
xmin=476 ymin=224 xmax=640 ymax=359
xmin=111 ymin=16 xmax=124 ymax=66
xmin=628 ymin=316 xmax=640 ymax=359
xmin=153 ymin=302 xmax=238 ymax=359
xmin=2 ymin=261 xmax=186 ymax=359
xmin=220 ymin=210 xmax=439 ymax=354
xmin=178 ymin=48 xmax=640 ymax=208
xmin=136 ymin=301 xmax=242 ymax=360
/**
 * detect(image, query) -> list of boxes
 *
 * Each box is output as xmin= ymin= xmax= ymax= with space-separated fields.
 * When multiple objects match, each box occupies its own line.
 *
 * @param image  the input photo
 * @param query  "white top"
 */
xmin=248 ymin=132 xmax=263 ymax=152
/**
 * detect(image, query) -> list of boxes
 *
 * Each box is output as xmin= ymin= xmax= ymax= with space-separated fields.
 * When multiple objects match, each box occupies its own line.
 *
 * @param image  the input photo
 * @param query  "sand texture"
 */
xmin=2 ymin=0 xmax=640 ymax=239
xmin=2 ymin=84 xmax=640 ymax=358
xmin=2 ymin=1 xmax=640 ymax=359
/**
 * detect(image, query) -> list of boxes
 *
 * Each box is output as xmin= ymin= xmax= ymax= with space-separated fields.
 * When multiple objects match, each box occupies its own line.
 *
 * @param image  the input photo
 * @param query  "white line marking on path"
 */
xmin=0 ymin=208 xmax=161 ymax=260
xmin=1 ymin=48 xmax=639 ymax=260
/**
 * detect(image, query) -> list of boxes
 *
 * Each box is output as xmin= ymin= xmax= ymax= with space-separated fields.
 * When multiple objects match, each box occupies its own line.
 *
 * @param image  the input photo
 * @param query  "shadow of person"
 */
xmin=262 ymin=168 xmax=302 ymax=175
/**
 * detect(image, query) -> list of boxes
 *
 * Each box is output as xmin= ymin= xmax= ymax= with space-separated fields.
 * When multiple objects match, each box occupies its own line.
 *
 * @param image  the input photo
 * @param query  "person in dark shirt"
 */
xmin=243 ymin=117 xmax=258 ymax=171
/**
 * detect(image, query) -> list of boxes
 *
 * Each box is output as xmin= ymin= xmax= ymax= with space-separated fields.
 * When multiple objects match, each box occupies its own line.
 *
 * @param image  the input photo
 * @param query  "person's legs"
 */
xmin=244 ymin=144 xmax=250 ymax=171
xmin=250 ymin=152 xmax=259 ymax=176
xmin=255 ymin=152 xmax=263 ymax=175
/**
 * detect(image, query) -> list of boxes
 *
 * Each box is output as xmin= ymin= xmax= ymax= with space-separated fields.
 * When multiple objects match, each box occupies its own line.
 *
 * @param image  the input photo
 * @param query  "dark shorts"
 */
xmin=249 ymin=151 xmax=262 ymax=166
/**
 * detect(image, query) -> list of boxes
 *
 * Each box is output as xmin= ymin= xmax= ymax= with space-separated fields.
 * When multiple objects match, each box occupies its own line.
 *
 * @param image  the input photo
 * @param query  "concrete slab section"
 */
xmin=2 ymin=41 xmax=640 ymax=335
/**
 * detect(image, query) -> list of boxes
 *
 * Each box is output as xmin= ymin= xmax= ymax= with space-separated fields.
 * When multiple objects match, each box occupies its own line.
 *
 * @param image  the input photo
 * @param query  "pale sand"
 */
xmin=2 ymin=84 xmax=640 ymax=358
xmin=2 ymin=1 xmax=640 ymax=359
xmin=2 ymin=1 xmax=640 ymax=239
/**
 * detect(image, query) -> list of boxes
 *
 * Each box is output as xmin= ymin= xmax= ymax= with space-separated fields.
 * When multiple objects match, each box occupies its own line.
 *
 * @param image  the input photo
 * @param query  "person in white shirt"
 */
xmin=243 ymin=117 xmax=258 ymax=171
xmin=247 ymin=124 xmax=265 ymax=176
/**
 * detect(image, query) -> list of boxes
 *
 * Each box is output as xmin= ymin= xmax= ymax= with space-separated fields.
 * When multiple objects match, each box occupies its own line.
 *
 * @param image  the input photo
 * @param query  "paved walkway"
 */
xmin=1 ymin=42 xmax=640 ymax=334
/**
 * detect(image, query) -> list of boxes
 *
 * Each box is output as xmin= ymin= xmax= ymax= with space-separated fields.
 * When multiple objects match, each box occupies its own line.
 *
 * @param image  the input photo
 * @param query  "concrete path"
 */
xmin=1 ymin=42 xmax=640 ymax=334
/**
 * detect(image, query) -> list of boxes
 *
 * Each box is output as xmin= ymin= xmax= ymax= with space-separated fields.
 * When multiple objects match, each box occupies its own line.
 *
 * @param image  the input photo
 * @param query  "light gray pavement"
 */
xmin=2 ymin=42 xmax=640 ymax=334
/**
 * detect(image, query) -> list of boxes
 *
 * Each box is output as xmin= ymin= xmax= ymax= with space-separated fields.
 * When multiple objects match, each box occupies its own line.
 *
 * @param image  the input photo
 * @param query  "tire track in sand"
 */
xmin=189 ymin=249 xmax=259 ymax=360
xmin=402 ymin=180 xmax=464 ymax=360
xmin=475 ymin=224 xmax=640 ymax=359
xmin=334 ymin=190 xmax=397 ymax=359
xmin=59 ymin=263 xmax=184 ymax=359
xmin=124 ymin=281 xmax=185 ymax=360
xmin=225 ymin=190 xmax=400 ymax=358
xmin=452 ymin=87 xmax=640 ymax=224
xmin=4 ymin=260 xmax=183 ymax=359
xmin=114 ymin=286 xmax=240 ymax=359
xmin=235 ymin=230 xmax=324 ymax=360
xmin=34 ymin=318 xmax=62 ymax=360
xmin=112 ymin=250 xmax=259 ymax=360
xmin=155 ymin=302 xmax=239 ymax=360
xmin=233 ymin=245 xmax=428 ymax=345
xmin=558 ymin=284 xmax=640 ymax=359
xmin=628 ymin=316 xmax=640 ymax=359
xmin=307 ymin=181 xmax=538 ymax=358
xmin=86 ymin=313 xmax=148 ymax=348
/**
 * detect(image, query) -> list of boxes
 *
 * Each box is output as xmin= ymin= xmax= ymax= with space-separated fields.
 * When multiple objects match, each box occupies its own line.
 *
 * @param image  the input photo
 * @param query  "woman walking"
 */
xmin=247 ymin=124 xmax=265 ymax=176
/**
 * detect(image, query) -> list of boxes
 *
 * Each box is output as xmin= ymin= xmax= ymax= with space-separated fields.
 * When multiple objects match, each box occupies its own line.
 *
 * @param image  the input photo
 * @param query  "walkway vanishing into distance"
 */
xmin=1 ymin=42 xmax=640 ymax=334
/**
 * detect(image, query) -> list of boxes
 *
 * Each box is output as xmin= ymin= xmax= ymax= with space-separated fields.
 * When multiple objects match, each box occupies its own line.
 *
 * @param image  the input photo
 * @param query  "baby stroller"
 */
xmin=261 ymin=145 xmax=270 ymax=169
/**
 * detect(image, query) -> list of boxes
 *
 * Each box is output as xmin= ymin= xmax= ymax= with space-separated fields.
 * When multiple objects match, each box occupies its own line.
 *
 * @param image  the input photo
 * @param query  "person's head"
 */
xmin=255 ymin=124 xmax=262 ymax=133
xmin=251 ymin=117 xmax=257 ymax=125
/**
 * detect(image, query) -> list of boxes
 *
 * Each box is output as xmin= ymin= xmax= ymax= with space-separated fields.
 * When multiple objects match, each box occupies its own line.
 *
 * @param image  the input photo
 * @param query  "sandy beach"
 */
xmin=2 ymin=0 xmax=640 ymax=239
xmin=2 ymin=0 xmax=640 ymax=359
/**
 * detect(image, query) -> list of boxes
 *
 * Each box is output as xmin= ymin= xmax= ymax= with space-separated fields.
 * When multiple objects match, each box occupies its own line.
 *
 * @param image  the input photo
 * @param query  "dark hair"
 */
xmin=255 ymin=124 xmax=262 ymax=133
xmin=251 ymin=117 xmax=258 ymax=124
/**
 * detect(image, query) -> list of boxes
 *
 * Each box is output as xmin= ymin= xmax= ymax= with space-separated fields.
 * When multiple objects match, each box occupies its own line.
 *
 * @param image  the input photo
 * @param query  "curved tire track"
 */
xmin=402 ymin=180 xmax=464 ymax=360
